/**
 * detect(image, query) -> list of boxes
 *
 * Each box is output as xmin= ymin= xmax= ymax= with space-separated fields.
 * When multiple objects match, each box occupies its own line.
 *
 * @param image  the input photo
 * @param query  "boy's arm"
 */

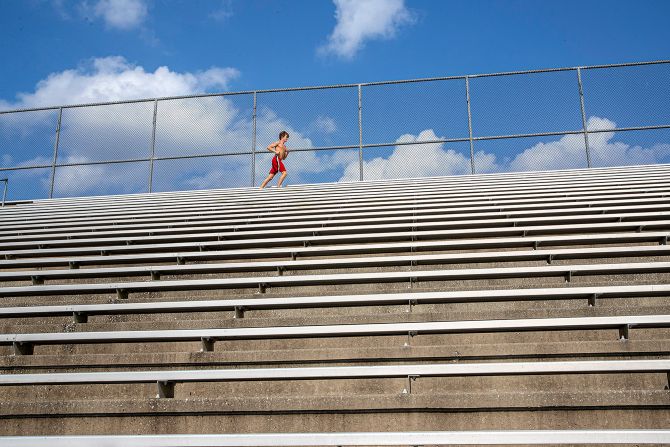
xmin=267 ymin=141 xmax=279 ymax=153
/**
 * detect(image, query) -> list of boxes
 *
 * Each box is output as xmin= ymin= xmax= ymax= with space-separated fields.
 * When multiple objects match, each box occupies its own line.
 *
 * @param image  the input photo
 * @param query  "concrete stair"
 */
xmin=0 ymin=164 xmax=669 ymax=443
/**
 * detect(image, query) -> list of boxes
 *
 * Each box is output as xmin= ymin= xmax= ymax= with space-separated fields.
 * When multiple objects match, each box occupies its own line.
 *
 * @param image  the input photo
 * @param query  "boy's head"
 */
xmin=279 ymin=131 xmax=289 ymax=141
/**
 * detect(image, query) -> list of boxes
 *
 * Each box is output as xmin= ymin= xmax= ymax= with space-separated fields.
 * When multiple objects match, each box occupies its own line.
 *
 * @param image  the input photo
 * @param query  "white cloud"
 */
xmin=340 ymin=129 xmax=477 ymax=181
xmin=507 ymin=116 xmax=670 ymax=172
xmin=210 ymin=0 xmax=234 ymax=22
xmin=319 ymin=0 xmax=415 ymax=59
xmin=91 ymin=0 xmax=148 ymax=30
xmin=312 ymin=115 xmax=338 ymax=134
xmin=6 ymin=56 xmax=239 ymax=108
xmin=338 ymin=119 xmax=670 ymax=182
xmin=0 ymin=57 xmax=355 ymax=195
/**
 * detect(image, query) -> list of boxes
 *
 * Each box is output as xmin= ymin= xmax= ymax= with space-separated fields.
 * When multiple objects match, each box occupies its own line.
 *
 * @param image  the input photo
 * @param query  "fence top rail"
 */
xmin=1 ymin=360 xmax=669 ymax=386
xmin=1 ymin=430 xmax=669 ymax=446
xmin=2 ymin=314 xmax=669 ymax=345
xmin=1 ymin=59 xmax=668 ymax=114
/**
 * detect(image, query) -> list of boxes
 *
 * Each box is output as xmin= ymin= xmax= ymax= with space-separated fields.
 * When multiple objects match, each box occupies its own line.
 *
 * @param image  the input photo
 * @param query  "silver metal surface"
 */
xmin=358 ymin=84 xmax=363 ymax=181
xmin=48 ymin=107 xmax=63 ymax=199
xmin=1 ymin=430 xmax=669 ymax=446
xmin=465 ymin=76 xmax=475 ymax=174
xmin=1 ymin=359 xmax=669 ymax=385
xmin=2 ymin=261 xmax=670 ymax=297
xmin=1 ymin=283 xmax=669 ymax=319
xmin=1 ymin=314 xmax=668 ymax=346
xmin=577 ymin=68 xmax=591 ymax=168
xmin=252 ymin=92 xmax=257 ymax=187
xmin=0 ymin=178 xmax=7 ymax=207
xmin=2 ymin=244 xmax=670 ymax=283
xmin=148 ymin=99 xmax=158 ymax=193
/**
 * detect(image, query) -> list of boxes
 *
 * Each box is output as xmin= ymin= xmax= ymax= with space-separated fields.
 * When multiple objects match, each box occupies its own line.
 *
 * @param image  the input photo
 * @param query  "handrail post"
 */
xmin=148 ymin=99 xmax=158 ymax=193
xmin=465 ymin=76 xmax=475 ymax=174
xmin=1 ymin=178 xmax=7 ymax=207
xmin=252 ymin=92 xmax=257 ymax=187
xmin=49 ymin=107 xmax=63 ymax=198
xmin=358 ymin=84 xmax=363 ymax=181
xmin=577 ymin=67 xmax=592 ymax=168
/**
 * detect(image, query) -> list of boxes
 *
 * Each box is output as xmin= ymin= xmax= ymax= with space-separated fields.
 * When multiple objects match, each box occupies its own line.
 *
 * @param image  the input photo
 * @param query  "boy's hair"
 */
xmin=279 ymin=131 xmax=289 ymax=139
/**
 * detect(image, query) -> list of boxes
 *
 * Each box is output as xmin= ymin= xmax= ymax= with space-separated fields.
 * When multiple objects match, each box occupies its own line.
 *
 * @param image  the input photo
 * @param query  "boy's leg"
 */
xmin=259 ymin=173 xmax=275 ymax=189
xmin=277 ymin=171 xmax=287 ymax=188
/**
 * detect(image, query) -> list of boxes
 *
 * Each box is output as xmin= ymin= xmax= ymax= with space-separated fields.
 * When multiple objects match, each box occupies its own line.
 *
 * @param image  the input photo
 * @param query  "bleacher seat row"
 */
xmin=1 ymin=164 xmax=669 ymax=445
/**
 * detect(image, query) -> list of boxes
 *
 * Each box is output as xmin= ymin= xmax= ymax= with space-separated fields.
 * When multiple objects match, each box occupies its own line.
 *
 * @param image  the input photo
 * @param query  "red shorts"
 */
xmin=270 ymin=155 xmax=286 ymax=174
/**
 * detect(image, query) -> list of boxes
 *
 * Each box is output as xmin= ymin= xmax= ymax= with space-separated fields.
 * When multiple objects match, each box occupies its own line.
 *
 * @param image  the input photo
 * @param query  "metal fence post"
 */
xmin=1 ymin=178 xmax=7 ymax=207
xmin=577 ymin=67 xmax=592 ymax=168
xmin=49 ymin=107 xmax=63 ymax=198
xmin=358 ymin=84 xmax=363 ymax=181
xmin=148 ymin=99 xmax=158 ymax=193
xmin=465 ymin=77 xmax=475 ymax=174
xmin=252 ymin=92 xmax=257 ymax=187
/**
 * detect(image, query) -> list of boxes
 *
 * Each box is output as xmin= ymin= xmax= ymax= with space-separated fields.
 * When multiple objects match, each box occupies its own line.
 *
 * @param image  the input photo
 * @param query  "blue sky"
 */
xmin=1 ymin=0 xmax=670 ymax=199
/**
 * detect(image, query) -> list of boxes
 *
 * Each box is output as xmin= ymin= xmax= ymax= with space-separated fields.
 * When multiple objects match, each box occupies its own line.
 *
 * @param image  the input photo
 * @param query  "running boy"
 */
xmin=259 ymin=131 xmax=289 ymax=189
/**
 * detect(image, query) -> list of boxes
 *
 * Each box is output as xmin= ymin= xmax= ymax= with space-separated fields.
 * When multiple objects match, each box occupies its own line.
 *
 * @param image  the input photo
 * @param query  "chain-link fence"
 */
xmin=1 ymin=60 xmax=669 ymax=201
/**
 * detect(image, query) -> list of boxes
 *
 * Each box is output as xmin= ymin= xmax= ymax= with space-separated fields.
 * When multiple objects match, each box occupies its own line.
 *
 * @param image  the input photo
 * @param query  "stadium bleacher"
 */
xmin=1 ymin=164 xmax=669 ymax=445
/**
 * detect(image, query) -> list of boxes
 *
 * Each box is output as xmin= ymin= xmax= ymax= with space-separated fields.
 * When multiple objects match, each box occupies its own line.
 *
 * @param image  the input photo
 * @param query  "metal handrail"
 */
xmin=1 ymin=59 xmax=668 ymax=115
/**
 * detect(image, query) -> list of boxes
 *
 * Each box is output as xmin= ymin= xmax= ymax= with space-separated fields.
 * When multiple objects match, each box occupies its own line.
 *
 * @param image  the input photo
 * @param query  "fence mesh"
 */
xmin=0 ymin=62 xmax=668 ymax=201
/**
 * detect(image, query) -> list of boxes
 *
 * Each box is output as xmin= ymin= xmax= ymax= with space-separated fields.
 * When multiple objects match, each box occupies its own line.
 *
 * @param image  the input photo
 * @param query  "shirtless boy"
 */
xmin=259 ymin=131 xmax=289 ymax=189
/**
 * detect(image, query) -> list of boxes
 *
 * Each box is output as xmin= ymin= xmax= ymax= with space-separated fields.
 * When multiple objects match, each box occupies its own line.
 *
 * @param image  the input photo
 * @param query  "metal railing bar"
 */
xmin=2 ymin=124 xmax=670 ymax=173
xmin=4 ymin=124 xmax=670 ymax=173
xmin=1 ymin=60 xmax=667 ymax=115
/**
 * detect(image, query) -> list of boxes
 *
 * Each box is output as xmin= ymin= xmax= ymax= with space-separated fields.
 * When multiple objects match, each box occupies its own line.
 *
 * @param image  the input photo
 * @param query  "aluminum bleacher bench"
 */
xmin=2 ymin=233 xmax=668 ymax=269
xmin=1 ymin=284 xmax=668 ymax=323
xmin=2 ymin=202 xmax=670 ymax=242
xmin=2 ymin=315 xmax=668 ymax=355
xmin=2 ymin=245 xmax=670 ymax=284
xmin=2 ymin=211 xmax=670 ymax=251
xmin=2 ymin=166 xmax=667 ymax=221
xmin=2 ymin=182 xmax=669 ymax=229
xmin=1 ymin=430 xmax=669 ymax=446
xmin=2 ymin=261 xmax=670 ymax=298
xmin=1 ymin=360 xmax=668 ymax=398
xmin=1 ymin=222 xmax=669 ymax=260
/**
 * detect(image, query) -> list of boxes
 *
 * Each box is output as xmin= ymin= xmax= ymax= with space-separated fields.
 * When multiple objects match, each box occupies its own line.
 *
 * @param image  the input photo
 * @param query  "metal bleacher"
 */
xmin=1 ymin=164 xmax=670 ymax=445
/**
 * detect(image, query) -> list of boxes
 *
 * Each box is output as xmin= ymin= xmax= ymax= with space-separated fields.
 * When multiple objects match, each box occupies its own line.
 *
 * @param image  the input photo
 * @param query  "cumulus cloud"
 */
xmin=0 ymin=57 xmax=355 ymax=196
xmin=4 ymin=56 xmax=239 ymax=108
xmin=507 ymin=116 xmax=670 ymax=172
xmin=340 ymin=129 xmax=476 ymax=181
xmin=90 ymin=0 xmax=148 ymax=30
xmin=338 ymin=119 xmax=670 ymax=181
xmin=312 ymin=115 xmax=338 ymax=134
xmin=319 ymin=0 xmax=415 ymax=59
xmin=209 ymin=0 xmax=234 ymax=22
